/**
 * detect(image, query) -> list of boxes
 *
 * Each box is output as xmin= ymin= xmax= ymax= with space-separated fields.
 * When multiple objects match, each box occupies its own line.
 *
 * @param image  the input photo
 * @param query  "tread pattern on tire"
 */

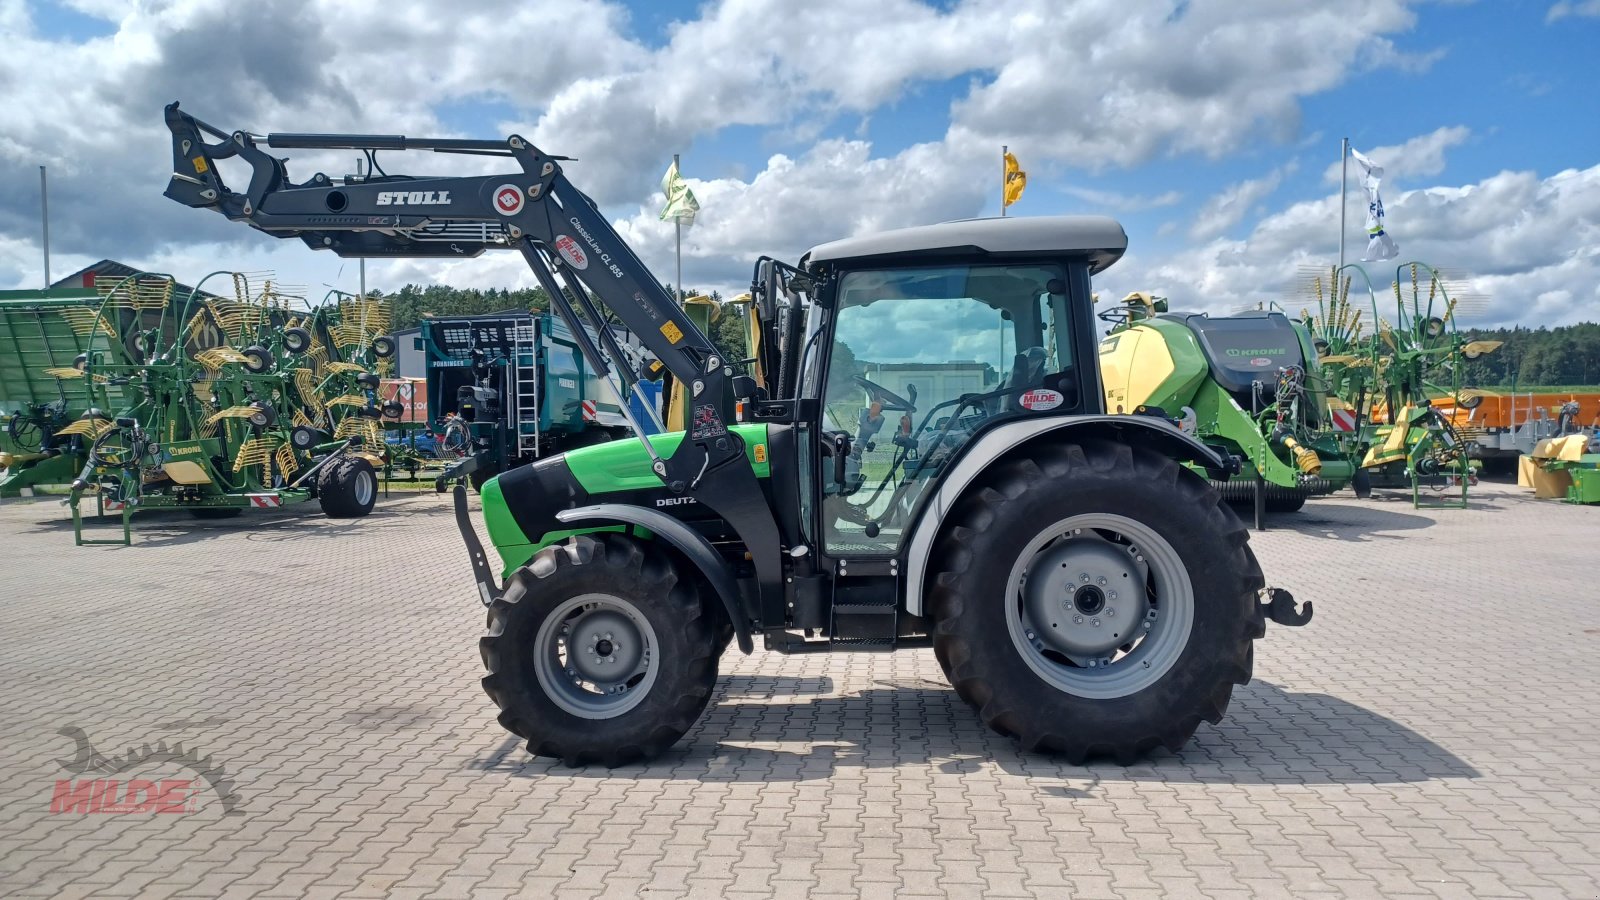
xmin=928 ymin=439 xmax=1265 ymax=764
xmin=480 ymin=534 xmax=719 ymax=767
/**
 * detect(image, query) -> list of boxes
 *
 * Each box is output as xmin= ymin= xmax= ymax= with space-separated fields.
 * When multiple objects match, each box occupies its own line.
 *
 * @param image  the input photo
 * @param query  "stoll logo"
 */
xmin=47 ymin=726 xmax=243 ymax=816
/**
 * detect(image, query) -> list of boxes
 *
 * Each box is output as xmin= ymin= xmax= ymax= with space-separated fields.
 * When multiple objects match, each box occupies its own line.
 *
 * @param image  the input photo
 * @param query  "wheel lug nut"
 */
xmin=1092 ymin=618 xmax=1101 ymax=627
xmin=1079 ymin=573 xmax=1090 ymax=583
xmin=1096 ymin=577 xmax=1107 ymax=586
xmin=1073 ymin=615 xmax=1083 ymax=624
xmin=1106 ymin=608 xmax=1115 ymax=617
xmin=1108 ymin=591 xmax=1117 ymax=600
xmin=607 ymin=656 xmax=616 ymax=663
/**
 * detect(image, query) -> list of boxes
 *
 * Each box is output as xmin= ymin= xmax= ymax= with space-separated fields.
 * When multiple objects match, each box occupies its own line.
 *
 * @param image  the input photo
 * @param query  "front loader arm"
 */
xmin=162 ymin=102 xmax=783 ymax=641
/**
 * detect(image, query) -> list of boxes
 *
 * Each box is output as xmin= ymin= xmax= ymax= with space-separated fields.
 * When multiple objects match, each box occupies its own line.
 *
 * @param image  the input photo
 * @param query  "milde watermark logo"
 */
xmin=49 ymin=726 xmax=244 ymax=816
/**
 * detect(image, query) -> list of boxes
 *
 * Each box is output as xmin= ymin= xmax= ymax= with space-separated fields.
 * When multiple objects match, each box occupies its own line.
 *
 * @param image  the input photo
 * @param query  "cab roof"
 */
xmin=802 ymin=215 xmax=1128 ymax=274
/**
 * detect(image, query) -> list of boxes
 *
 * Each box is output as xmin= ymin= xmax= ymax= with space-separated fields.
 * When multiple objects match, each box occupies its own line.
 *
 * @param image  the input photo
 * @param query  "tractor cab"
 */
xmin=785 ymin=217 xmax=1123 ymax=558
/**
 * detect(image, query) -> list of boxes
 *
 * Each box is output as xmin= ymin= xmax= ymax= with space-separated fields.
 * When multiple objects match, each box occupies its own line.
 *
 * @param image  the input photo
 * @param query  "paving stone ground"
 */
xmin=0 ymin=480 xmax=1596 ymax=899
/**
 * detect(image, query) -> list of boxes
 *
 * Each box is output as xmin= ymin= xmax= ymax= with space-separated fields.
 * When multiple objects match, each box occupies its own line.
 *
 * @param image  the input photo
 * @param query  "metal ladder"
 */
xmin=510 ymin=322 xmax=540 ymax=458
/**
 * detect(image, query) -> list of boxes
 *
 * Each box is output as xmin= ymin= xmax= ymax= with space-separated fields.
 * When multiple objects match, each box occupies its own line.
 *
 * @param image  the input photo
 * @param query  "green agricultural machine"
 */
xmin=0 ymin=287 xmax=125 ymax=498
xmin=20 ymin=270 xmax=401 ymax=544
xmin=1302 ymin=262 xmax=1498 ymax=508
xmin=1097 ymin=293 xmax=1356 ymax=526
xmin=417 ymin=310 xmax=651 ymax=492
xmin=164 ymin=103 xmax=1310 ymax=767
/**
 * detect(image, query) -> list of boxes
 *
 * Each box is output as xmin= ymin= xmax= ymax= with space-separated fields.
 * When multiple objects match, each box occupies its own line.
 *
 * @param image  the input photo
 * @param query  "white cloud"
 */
xmin=1323 ymin=126 xmax=1472 ymax=184
xmin=4 ymin=0 xmax=1588 ymax=335
xmin=1061 ymin=186 xmax=1185 ymax=213
xmin=1112 ymin=163 xmax=1600 ymax=329
xmin=1547 ymin=0 xmax=1600 ymax=21
xmin=1189 ymin=163 xmax=1296 ymax=241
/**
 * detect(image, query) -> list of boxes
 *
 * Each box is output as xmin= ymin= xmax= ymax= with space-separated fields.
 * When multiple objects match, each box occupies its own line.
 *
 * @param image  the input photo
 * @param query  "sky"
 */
xmin=2 ymin=0 xmax=1598 ymax=328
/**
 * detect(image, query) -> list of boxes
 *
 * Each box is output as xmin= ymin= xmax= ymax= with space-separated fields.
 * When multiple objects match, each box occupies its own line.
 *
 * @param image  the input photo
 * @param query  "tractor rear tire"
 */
xmin=318 ymin=456 xmax=377 ymax=518
xmin=929 ymin=440 xmax=1264 ymax=764
xmin=480 ymin=534 xmax=719 ymax=767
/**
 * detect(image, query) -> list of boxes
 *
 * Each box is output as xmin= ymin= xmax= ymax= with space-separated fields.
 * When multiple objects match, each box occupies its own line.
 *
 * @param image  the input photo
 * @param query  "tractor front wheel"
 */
xmin=929 ymin=440 xmax=1264 ymax=764
xmin=318 ymin=456 xmax=377 ymax=518
xmin=480 ymin=534 xmax=719 ymax=766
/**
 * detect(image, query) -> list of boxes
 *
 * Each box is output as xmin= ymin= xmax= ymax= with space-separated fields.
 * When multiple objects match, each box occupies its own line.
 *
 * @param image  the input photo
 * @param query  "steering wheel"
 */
xmin=852 ymin=375 xmax=915 ymax=411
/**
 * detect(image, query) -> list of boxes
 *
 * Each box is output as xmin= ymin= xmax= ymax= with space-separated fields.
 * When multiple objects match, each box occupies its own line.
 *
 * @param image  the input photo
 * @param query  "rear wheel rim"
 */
xmin=1005 ymin=513 xmax=1194 ymax=700
xmin=533 ymin=593 xmax=659 ymax=719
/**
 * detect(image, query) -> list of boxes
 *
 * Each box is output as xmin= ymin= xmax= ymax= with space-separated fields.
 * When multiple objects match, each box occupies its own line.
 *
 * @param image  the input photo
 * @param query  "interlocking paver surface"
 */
xmin=0 ymin=481 xmax=1595 ymax=898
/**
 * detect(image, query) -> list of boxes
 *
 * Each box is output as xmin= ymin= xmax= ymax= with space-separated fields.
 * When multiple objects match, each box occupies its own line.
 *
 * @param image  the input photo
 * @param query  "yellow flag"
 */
xmin=1003 ymin=151 xmax=1026 ymax=208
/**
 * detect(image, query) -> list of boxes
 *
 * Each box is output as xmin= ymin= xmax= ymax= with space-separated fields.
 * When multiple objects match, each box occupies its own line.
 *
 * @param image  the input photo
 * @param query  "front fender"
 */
xmin=555 ymin=504 xmax=753 ymax=654
xmin=901 ymin=414 xmax=1233 ymax=617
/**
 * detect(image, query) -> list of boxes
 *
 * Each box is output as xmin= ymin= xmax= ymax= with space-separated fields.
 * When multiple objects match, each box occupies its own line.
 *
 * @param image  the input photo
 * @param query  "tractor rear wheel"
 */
xmin=929 ymin=440 xmax=1264 ymax=764
xmin=318 ymin=456 xmax=377 ymax=518
xmin=480 ymin=534 xmax=719 ymax=766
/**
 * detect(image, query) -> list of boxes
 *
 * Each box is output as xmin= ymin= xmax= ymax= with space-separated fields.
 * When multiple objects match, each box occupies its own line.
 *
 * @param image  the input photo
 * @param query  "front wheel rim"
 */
xmin=533 ymin=594 xmax=659 ymax=719
xmin=1005 ymin=513 xmax=1194 ymax=700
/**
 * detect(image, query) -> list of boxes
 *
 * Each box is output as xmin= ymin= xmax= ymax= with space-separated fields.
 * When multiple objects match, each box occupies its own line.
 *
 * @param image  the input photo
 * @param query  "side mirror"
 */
xmin=1152 ymin=299 xmax=1169 ymax=313
xmin=732 ymin=375 xmax=757 ymax=399
xmin=905 ymin=383 xmax=918 ymax=407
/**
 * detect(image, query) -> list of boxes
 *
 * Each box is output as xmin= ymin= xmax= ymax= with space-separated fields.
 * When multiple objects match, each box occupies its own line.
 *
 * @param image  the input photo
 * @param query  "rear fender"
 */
xmin=902 ymin=414 xmax=1231 ymax=617
xmin=555 ymin=504 xmax=753 ymax=654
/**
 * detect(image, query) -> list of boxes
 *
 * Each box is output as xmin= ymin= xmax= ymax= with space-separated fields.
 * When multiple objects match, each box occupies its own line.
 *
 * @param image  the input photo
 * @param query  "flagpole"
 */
xmin=1338 ymin=137 xmax=1349 ymax=272
xmin=40 ymin=166 xmax=50 ymax=288
xmin=1001 ymin=145 xmax=1007 ymax=217
xmin=673 ymin=153 xmax=683 ymax=303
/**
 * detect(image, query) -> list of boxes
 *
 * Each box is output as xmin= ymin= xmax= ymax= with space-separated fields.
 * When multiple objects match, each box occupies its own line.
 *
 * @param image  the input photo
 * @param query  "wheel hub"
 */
xmin=566 ymin=610 xmax=643 ymax=683
xmin=534 ymin=594 xmax=659 ymax=719
xmin=1020 ymin=533 xmax=1152 ymax=664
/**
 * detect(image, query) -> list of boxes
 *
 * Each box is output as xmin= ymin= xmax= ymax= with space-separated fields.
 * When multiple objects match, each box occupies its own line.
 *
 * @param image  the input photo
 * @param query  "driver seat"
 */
xmin=1004 ymin=347 xmax=1048 ymax=411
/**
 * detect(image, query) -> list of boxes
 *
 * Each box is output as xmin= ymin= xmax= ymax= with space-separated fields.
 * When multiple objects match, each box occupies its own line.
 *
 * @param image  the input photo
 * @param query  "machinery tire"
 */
xmin=371 ymin=336 xmax=397 ymax=359
xmin=468 ymin=465 xmax=496 ymax=494
xmin=189 ymin=507 xmax=244 ymax=520
xmin=317 ymin=456 xmax=377 ymax=518
xmin=242 ymin=346 xmax=272 ymax=373
xmin=1351 ymin=468 xmax=1373 ymax=499
xmin=480 ymin=534 xmax=719 ymax=767
xmin=282 ymin=327 xmax=312 ymax=354
xmin=928 ymin=440 xmax=1264 ymax=764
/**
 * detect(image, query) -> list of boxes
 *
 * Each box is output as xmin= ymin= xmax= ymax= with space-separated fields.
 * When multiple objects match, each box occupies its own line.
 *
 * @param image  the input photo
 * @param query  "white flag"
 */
xmin=659 ymin=161 xmax=700 ymax=226
xmin=1350 ymin=147 xmax=1398 ymax=262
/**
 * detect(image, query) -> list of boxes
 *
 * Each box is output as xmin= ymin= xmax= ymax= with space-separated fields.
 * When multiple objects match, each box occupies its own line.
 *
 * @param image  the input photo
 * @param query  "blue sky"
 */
xmin=3 ymin=0 xmax=1598 ymax=326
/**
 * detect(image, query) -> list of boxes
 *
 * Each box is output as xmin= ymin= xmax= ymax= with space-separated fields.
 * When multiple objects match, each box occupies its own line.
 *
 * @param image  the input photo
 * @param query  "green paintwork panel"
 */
xmin=475 ymin=425 xmax=763 ymax=576
xmin=565 ymin=423 xmax=772 ymax=494
xmin=1136 ymin=319 xmax=1211 ymax=410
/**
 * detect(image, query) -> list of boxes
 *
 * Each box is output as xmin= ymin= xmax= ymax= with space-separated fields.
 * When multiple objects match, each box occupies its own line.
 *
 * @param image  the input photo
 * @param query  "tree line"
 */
xmin=1462 ymin=322 xmax=1600 ymax=389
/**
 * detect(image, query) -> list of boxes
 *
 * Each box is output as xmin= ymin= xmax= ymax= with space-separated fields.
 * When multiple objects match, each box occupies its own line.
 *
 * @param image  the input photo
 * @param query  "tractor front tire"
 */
xmin=481 ymin=534 xmax=719 ymax=766
xmin=318 ymin=456 xmax=378 ymax=518
xmin=929 ymin=440 xmax=1264 ymax=764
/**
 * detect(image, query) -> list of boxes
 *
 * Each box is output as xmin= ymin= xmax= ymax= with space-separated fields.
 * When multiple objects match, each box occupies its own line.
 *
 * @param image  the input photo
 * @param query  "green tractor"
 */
xmin=1098 ymin=293 xmax=1356 ymax=526
xmin=165 ymin=105 xmax=1311 ymax=766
